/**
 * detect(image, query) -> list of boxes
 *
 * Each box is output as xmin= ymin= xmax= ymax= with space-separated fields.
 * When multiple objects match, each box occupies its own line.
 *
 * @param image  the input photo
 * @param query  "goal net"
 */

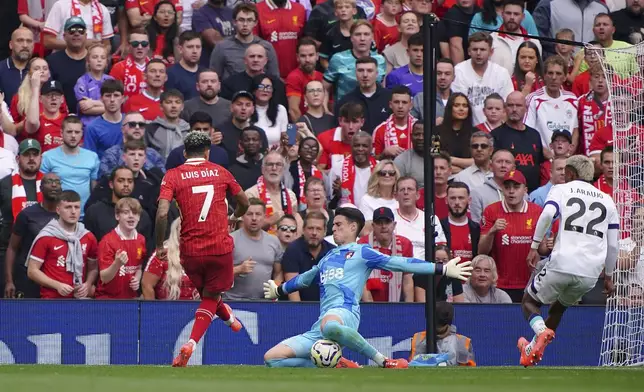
xmin=598 ymin=42 xmax=644 ymax=366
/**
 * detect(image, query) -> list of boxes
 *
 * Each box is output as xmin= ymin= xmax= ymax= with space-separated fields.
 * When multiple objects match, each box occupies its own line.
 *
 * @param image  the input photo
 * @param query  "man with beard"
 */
xmin=454 ymin=131 xmax=493 ymax=191
xmin=167 ymin=111 xmax=229 ymax=170
xmin=394 ymin=122 xmax=424 ymax=188
xmin=219 ymin=44 xmax=287 ymax=109
xmin=281 ymin=211 xmax=334 ymax=301
xmin=411 ymin=58 xmax=454 ymax=122
xmin=192 ymin=0 xmax=234 ymax=67
xmin=0 ymin=28 xmax=34 ymax=106
xmin=165 ymin=31 xmax=203 ymax=101
xmin=440 ymin=182 xmax=480 ymax=264
xmin=3 ymin=172 xmax=60 ymax=298
xmin=110 ymin=31 xmax=152 ymax=98
xmin=123 ymin=59 xmax=167 ymax=121
xmin=229 ymin=126 xmax=266 ymax=191
xmin=611 ymin=0 xmax=644 ymax=45
xmin=41 ymin=116 xmax=99 ymax=218
xmin=181 ymin=69 xmax=231 ymax=122
xmin=285 ymin=38 xmax=323 ymax=122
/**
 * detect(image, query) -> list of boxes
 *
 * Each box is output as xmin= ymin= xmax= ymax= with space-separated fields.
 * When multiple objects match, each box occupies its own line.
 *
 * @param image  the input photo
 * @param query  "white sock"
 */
xmin=530 ymin=316 xmax=547 ymax=336
xmin=188 ymin=339 xmax=197 ymax=347
xmin=223 ymin=315 xmax=235 ymax=327
xmin=525 ymin=335 xmax=537 ymax=355
xmin=374 ymin=352 xmax=386 ymax=367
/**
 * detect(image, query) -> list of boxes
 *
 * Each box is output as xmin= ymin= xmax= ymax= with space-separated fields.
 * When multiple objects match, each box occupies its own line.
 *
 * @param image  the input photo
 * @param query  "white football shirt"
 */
xmin=544 ymin=181 xmax=619 ymax=278
xmin=393 ymin=208 xmax=447 ymax=259
xmin=525 ymin=88 xmax=579 ymax=148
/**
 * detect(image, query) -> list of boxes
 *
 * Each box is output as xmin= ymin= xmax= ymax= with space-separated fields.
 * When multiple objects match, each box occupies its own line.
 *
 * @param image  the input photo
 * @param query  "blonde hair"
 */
xmin=367 ymin=160 xmax=400 ymax=198
xmin=164 ymin=218 xmax=183 ymax=300
xmin=469 ymin=255 xmax=498 ymax=286
xmin=115 ymin=197 xmax=142 ymax=215
xmin=86 ymin=43 xmax=108 ymax=73
xmin=17 ymin=58 xmax=48 ymax=117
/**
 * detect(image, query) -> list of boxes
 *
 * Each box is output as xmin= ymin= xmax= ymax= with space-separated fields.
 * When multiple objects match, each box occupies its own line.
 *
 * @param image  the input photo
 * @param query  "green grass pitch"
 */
xmin=1 ymin=365 xmax=644 ymax=392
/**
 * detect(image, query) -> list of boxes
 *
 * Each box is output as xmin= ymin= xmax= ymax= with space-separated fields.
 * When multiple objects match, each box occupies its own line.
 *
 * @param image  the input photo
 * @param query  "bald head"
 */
xmin=10 ymin=27 xmax=34 ymax=63
xmin=505 ymin=91 xmax=526 ymax=125
xmin=245 ymin=44 xmax=268 ymax=74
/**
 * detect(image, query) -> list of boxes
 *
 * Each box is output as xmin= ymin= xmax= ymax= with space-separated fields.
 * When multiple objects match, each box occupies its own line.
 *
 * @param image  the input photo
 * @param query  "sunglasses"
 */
xmin=257 ymin=84 xmax=273 ymax=91
xmin=278 ymin=225 xmax=297 ymax=233
xmin=126 ymin=121 xmax=147 ymax=129
xmin=378 ymin=170 xmax=396 ymax=177
xmin=130 ymin=40 xmax=150 ymax=48
xmin=471 ymin=143 xmax=490 ymax=150
xmin=66 ymin=26 xmax=86 ymax=35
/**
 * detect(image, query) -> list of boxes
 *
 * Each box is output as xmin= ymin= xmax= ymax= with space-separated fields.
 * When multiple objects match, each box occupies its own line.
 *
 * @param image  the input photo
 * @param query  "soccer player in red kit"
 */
xmin=95 ymin=197 xmax=147 ymax=299
xmin=156 ymin=131 xmax=250 ymax=367
xmin=26 ymin=190 xmax=98 ymax=299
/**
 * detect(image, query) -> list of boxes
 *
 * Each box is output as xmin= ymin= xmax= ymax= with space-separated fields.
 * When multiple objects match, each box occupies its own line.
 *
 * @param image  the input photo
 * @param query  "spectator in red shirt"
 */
xmin=26 ymin=190 xmax=98 ymax=299
xmin=142 ymin=217 xmax=200 ymax=300
xmin=286 ymin=37 xmax=324 ymax=122
xmin=417 ymin=152 xmax=451 ymax=220
xmin=539 ymin=130 xmax=572 ymax=186
xmin=126 ymin=0 xmax=183 ymax=29
xmin=358 ymin=206 xmax=414 ymax=302
xmin=373 ymin=0 xmax=402 ymax=53
xmin=255 ymin=0 xmax=306 ymax=79
xmin=440 ymin=181 xmax=480 ymax=264
xmin=123 ymin=59 xmax=166 ymax=121
xmin=478 ymin=169 xmax=543 ymax=302
xmin=25 ymin=79 xmax=65 ymax=153
xmin=147 ymin=1 xmax=180 ymax=65
xmin=475 ymin=93 xmax=505 ymax=133
xmin=110 ymin=31 xmax=151 ymax=98
xmin=577 ymin=63 xmax=611 ymax=157
xmin=318 ymin=101 xmax=365 ymax=170
xmin=572 ymin=41 xmax=603 ymax=97
xmin=373 ymin=85 xmax=415 ymax=160
xmin=95 ymin=197 xmax=147 ymax=299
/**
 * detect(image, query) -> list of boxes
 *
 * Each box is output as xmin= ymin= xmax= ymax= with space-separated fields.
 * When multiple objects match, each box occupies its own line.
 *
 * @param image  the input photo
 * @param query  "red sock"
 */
xmin=216 ymin=298 xmax=233 ymax=324
xmin=189 ymin=297 xmax=219 ymax=343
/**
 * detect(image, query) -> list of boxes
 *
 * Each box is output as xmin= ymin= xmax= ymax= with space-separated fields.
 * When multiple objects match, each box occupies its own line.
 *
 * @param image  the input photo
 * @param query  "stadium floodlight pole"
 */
xmin=422 ymin=12 xmax=439 ymax=354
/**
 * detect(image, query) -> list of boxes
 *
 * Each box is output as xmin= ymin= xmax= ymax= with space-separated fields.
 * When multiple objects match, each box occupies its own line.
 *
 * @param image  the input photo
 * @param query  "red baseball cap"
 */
xmin=503 ymin=170 xmax=527 ymax=186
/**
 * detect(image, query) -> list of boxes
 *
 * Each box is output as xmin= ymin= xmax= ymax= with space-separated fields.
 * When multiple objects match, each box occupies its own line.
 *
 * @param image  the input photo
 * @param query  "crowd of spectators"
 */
xmin=0 ymin=0 xmax=642 ymax=304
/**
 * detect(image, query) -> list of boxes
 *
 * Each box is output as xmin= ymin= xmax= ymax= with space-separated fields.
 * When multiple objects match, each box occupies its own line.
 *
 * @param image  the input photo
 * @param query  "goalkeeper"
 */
xmin=263 ymin=207 xmax=472 ymax=369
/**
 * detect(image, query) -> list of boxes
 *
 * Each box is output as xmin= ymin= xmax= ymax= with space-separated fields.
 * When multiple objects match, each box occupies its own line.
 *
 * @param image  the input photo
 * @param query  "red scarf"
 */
xmin=123 ymin=56 xmax=148 ymax=96
xmin=11 ymin=172 xmax=43 ymax=222
xmin=257 ymin=175 xmax=293 ymax=218
xmin=498 ymin=25 xmax=529 ymax=40
xmin=340 ymin=156 xmax=376 ymax=204
xmin=384 ymin=114 xmax=415 ymax=149
xmin=71 ymin=0 xmax=104 ymax=39
xmin=297 ymin=161 xmax=322 ymax=205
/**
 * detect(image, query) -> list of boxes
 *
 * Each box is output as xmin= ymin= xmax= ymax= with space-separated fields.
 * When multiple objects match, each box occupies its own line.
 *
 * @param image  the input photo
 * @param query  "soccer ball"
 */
xmin=310 ymin=339 xmax=342 ymax=368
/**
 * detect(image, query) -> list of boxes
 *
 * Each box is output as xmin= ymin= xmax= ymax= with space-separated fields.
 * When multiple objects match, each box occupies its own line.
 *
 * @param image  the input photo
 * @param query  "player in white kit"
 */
xmin=518 ymin=155 xmax=619 ymax=366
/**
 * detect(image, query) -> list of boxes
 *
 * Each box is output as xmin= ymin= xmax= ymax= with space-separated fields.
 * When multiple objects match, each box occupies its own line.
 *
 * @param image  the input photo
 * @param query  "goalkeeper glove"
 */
xmin=442 ymin=257 xmax=473 ymax=281
xmin=263 ymin=280 xmax=279 ymax=299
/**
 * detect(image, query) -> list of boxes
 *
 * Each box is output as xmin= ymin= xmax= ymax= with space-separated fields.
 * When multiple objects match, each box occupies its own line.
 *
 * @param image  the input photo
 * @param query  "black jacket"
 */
xmin=439 ymin=217 xmax=481 ymax=258
xmin=304 ymin=0 xmax=367 ymax=42
xmin=336 ymin=86 xmax=392 ymax=135
xmin=220 ymin=71 xmax=288 ymax=110
xmin=229 ymin=154 xmax=263 ymax=192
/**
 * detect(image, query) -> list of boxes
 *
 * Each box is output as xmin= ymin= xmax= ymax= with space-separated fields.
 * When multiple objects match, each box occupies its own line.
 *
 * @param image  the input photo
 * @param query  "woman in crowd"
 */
xmin=359 ymin=160 xmax=400 ymax=235
xmin=298 ymin=177 xmax=335 ymax=236
xmin=468 ymin=0 xmax=538 ymax=36
xmin=148 ymin=1 xmax=180 ymax=65
xmin=142 ymin=218 xmax=199 ymax=300
xmin=414 ymin=245 xmax=465 ymax=303
xmin=289 ymin=137 xmax=324 ymax=210
xmin=437 ymin=93 xmax=475 ymax=174
xmin=383 ymin=11 xmax=420 ymax=72
xmin=250 ymin=74 xmax=288 ymax=149
xmin=512 ymin=41 xmax=544 ymax=97
xmin=75 ymin=44 xmax=113 ymax=128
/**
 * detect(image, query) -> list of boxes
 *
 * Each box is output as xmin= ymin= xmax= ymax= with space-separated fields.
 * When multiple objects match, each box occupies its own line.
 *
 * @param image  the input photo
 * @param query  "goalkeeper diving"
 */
xmin=262 ymin=207 xmax=472 ymax=368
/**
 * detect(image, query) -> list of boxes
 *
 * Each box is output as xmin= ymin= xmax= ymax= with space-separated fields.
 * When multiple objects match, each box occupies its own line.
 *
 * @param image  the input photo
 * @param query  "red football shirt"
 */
xmin=572 ymin=71 xmax=591 ymax=97
xmin=10 ymin=95 xmax=69 ymax=128
xmin=372 ymin=120 xmax=412 ymax=156
xmin=159 ymin=158 xmax=242 ymax=257
xmin=110 ymin=57 xmax=149 ymax=97
xmin=318 ymin=127 xmax=352 ymax=169
xmin=416 ymin=189 xmax=449 ymax=220
xmin=480 ymin=200 xmax=543 ymax=289
xmin=449 ymin=219 xmax=473 ymax=263
xmin=285 ymin=67 xmax=324 ymax=116
xmin=95 ymin=228 xmax=147 ymax=299
xmin=358 ymin=234 xmax=413 ymax=302
xmin=145 ymin=252 xmax=199 ymax=300
xmin=255 ymin=0 xmax=306 ymax=78
xmin=122 ymin=91 xmax=162 ymax=121
xmin=577 ymin=92 xmax=611 ymax=156
xmin=35 ymin=112 xmax=64 ymax=153
xmin=29 ymin=231 xmax=98 ymax=299
xmin=372 ymin=16 xmax=399 ymax=53
xmin=539 ymin=161 xmax=551 ymax=186
xmin=594 ymin=175 xmax=641 ymax=239
xmin=125 ymin=0 xmax=183 ymax=15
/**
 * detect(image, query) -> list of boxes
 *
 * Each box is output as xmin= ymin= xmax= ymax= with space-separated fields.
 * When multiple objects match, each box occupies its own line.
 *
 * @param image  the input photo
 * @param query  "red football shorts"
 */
xmin=181 ymin=252 xmax=234 ymax=294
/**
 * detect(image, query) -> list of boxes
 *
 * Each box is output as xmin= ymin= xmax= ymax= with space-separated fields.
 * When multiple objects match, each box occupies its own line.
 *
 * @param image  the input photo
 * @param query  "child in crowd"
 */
xmin=319 ymin=0 xmax=358 ymax=69
xmin=555 ymin=28 xmax=576 ymax=91
xmin=74 ymin=44 xmax=113 ymax=128
xmin=373 ymin=0 xmax=402 ymax=53
xmin=475 ymin=93 xmax=505 ymax=133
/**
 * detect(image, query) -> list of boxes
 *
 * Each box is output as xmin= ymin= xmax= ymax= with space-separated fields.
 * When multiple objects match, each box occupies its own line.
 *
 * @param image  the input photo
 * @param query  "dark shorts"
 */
xmin=181 ymin=252 xmax=234 ymax=294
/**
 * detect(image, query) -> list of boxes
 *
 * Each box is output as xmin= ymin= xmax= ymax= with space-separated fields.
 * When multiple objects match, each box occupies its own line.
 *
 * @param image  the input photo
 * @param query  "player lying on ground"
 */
xmin=155 ymin=131 xmax=250 ymax=367
xmin=520 ymin=155 xmax=618 ymax=366
xmin=262 ymin=207 xmax=472 ymax=369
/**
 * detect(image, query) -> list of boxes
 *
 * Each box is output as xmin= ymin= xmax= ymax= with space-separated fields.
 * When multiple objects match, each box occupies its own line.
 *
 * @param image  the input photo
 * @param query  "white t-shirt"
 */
xmin=1 ymin=132 xmax=19 ymax=156
xmin=525 ymin=88 xmax=579 ymax=148
xmin=359 ymin=195 xmax=399 ymax=221
xmin=490 ymin=34 xmax=542 ymax=75
xmin=394 ymin=208 xmax=447 ymax=259
xmin=452 ymin=60 xmax=514 ymax=125
xmin=44 ymin=0 xmax=115 ymax=41
xmin=0 ymin=147 xmax=17 ymax=179
xmin=544 ymin=181 xmax=619 ymax=278
xmin=329 ymin=163 xmax=371 ymax=207
xmin=254 ymin=104 xmax=288 ymax=148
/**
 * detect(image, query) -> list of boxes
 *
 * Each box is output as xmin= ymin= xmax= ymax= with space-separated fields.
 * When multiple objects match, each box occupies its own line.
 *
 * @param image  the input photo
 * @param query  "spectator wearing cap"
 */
xmin=83 ymin=79 xmax=125 ymax=160
xmin=109 ymin=31 xmax=151 ymax=99
xmin=25 ymin=80 xmax=66 ymax=153
xmin=145 ymin=89 xmax=190 ymax=159
xmin=191 ymin=0 xmax=234 ymax=67
xmin=286 ymin=38 xmax=324 ymax=122
xmin=335 ymin=57 xmax=392 ymax=135
xmin=470 ymin=149 xmax=515 ymax=224
xmin=394 ymin=122 xmax=425 ymax=188
xmin=441 ymin=182 xmax=480 ymax=264
xmin=385 ymin=32 xmax=424 ymax=98
xmin=491 ymin=91 xmax=544 ymax=193
xmin=529 ymin=156 xmax=566 ymax=207
xmin=539 ymin=129 xmax=572 ymax=186
xmin=217 ymin=90 xmax=269 ymax=165
xmin=229 ymin=126 xmax=266 ymax=191
xmin=74 ymin=44 xmax=113 ymax=128
xmin=123 ymin=59 xmax=167 ymax=122
xmin=166 ymin=111 xmax=229 ymax=170
xmin=165 ymin=31 xmax=204 ymax=101
xmin=43 ymin=1 xmax=114 ymax=51
xmin=297 ymin=80 xmax=337 ymax=136
xmin=462 ymin=254 xmax=512 ymax=303
xmin=181 ymin=69 xmax=231 ymax=122
xmin=358 ymin=206 xmax=414 ymax=302
xmin=40 ymin=116 xmax=99 ymax=218
xmin=0 ymin=28 xmax=34 ymax=107
xmin=478 ymin=169 xmax=545 ymax=302
xmin=453 ymin=131 xmax=493 ymax=192
xmin=220 ymin=44 xmax=288 ymax=110
xmin=45 ymin=17 xmax=90 ymax=112
xmin=99 ymin=112 xmax=166 ymax=178
xmin=411 ymin=58 xmax=455 ymax=123
xmin=209 ymin=3 xmax=279 ymax=81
